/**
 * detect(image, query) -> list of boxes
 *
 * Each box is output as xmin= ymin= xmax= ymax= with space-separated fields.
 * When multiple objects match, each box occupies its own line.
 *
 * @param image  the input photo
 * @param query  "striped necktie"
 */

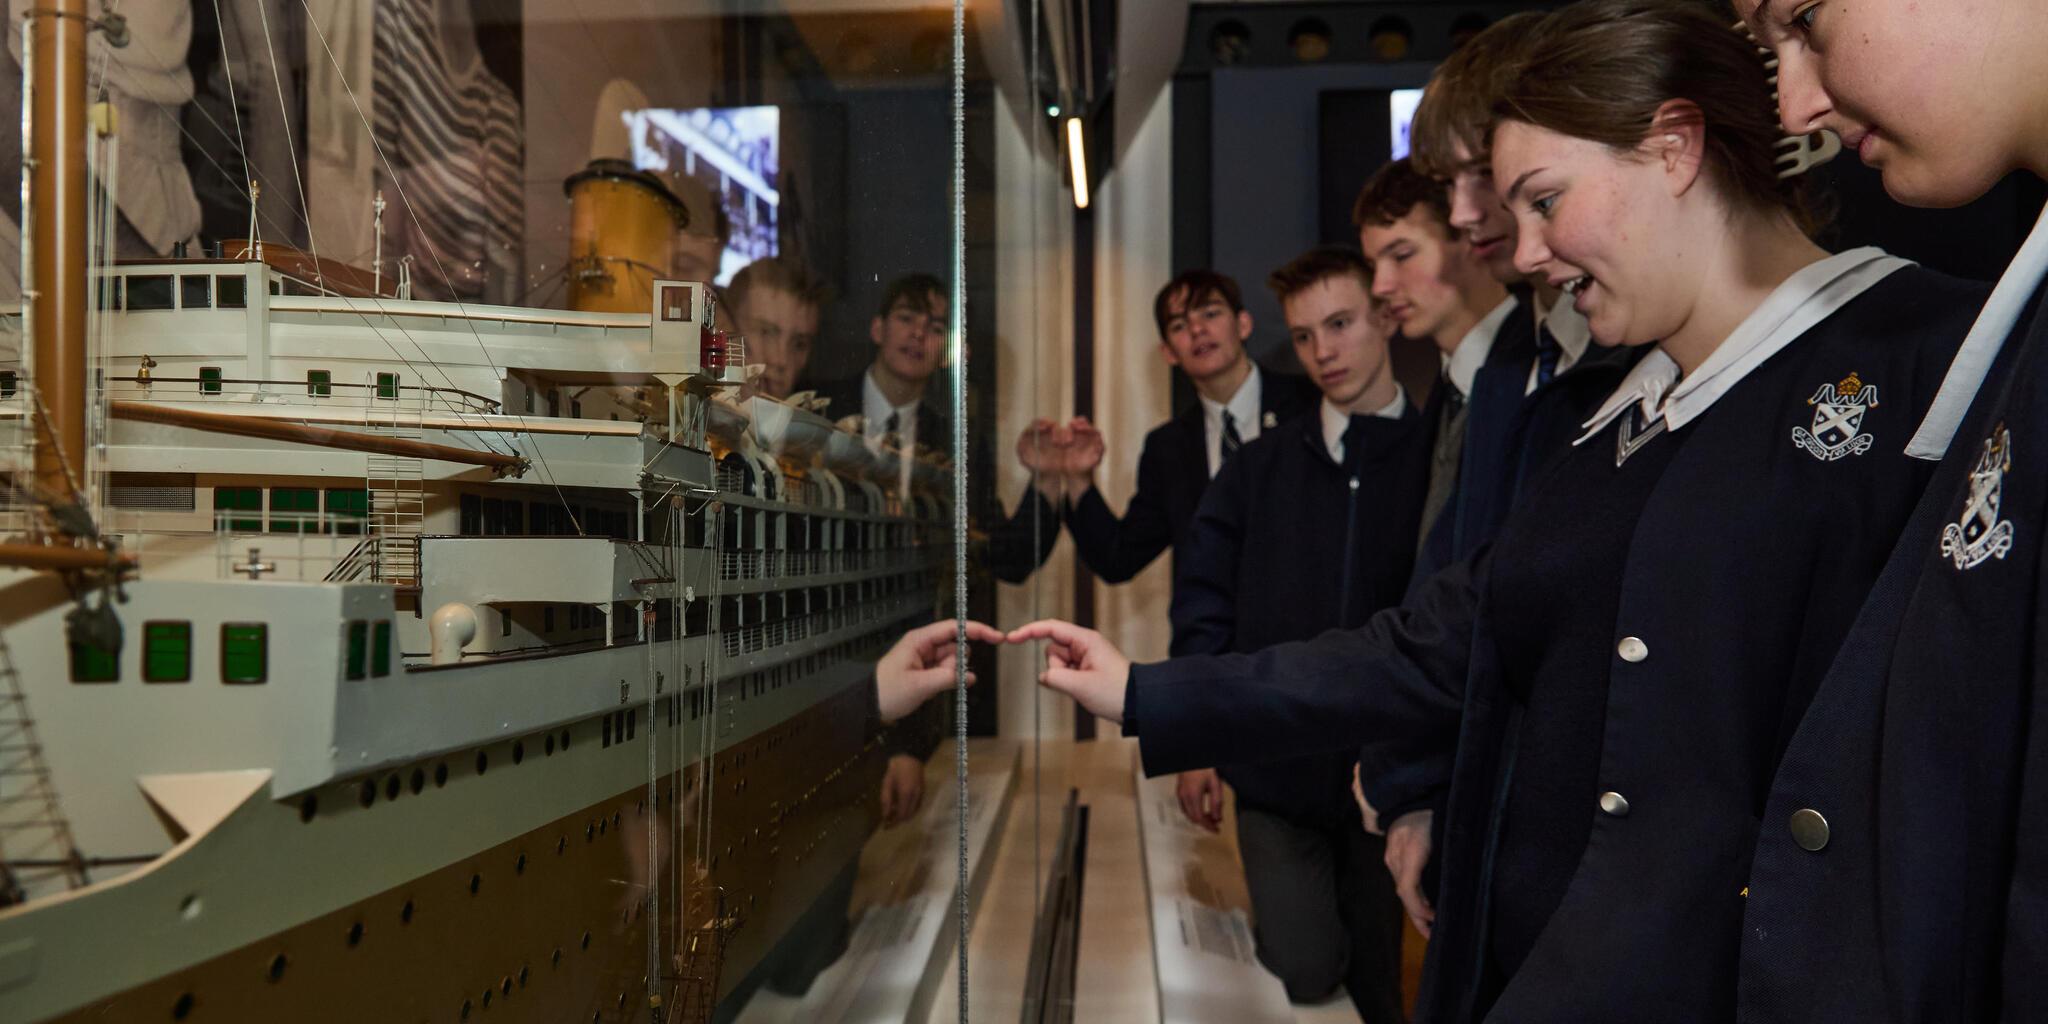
xmin=1220 ymin=410 xmax=1244 ymax=462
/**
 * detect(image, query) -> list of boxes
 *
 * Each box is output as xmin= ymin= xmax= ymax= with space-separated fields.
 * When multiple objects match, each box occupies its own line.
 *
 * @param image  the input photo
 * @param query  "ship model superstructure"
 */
xmin=0 ymin=6 xmax=955 ymax=1021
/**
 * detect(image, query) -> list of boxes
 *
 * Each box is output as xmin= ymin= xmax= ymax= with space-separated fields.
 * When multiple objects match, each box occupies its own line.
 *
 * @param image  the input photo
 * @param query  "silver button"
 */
xmin=1789 ymin=808 xmax=1830 ymax=852
xmin=1617 ymin=636 xmax=1649 ymax=663
xmin=1598 ymin=791 xmax=1631 ymax=817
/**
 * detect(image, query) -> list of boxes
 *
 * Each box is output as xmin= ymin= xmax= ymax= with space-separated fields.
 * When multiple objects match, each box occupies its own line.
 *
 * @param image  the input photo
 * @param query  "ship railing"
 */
xmin=718 ymin=550 xmax=765 ymax=580
xmin=105 ymin=375 xmax=501 ymax=417
xmin=210 ymin=510 xmax=367 ymax=581
xmin=787 ymin=617 xmax=808 ymax=642
xmin=721 ymin=631 xmax=741 ymax=658
xmin=742 ymin=625 xmax=765 ymax=653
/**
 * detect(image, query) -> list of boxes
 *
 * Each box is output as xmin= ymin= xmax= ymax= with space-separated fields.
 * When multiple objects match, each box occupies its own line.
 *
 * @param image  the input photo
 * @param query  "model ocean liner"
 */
xmin=0 ymin=6 xmax=952 ymax=1021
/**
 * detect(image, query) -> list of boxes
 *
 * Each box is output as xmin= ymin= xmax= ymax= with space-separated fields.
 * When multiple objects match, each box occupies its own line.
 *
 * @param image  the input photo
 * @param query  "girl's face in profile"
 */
xmin=1739 ymin=0 xmax=2038 ymax=209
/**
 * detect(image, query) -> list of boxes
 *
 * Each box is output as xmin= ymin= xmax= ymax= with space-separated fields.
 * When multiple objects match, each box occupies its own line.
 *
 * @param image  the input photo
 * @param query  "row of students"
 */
xmin=1008 ymin=0 xmax=2048 ymax=1018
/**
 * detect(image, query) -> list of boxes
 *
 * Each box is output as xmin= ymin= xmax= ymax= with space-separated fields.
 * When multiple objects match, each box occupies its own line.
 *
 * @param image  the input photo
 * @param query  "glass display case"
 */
xmin=0 ymin=1 xmax=1077 ymax=1021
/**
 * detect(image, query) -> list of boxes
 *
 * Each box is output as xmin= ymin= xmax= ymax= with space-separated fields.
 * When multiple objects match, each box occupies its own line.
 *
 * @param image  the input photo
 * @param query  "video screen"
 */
xmin=1389 ymin=88 xmax=1425 ymax=161
xmin=625 ymin=105 xmax=781 ymax=286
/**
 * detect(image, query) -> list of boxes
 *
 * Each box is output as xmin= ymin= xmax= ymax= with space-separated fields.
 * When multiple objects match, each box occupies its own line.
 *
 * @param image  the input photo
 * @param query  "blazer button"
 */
xmin=1789 ymin=808 xmax=1830 ymax=851
xmin=1616 ymin=636 xmax=1649 ymax=662
xmin=1598 ymin=791 xmax=1631 ymax=817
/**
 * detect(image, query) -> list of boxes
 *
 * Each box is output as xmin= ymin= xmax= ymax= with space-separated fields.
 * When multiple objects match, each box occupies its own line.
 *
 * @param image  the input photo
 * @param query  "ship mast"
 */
xmin=26 ymin=0 xmax=89 ymax=536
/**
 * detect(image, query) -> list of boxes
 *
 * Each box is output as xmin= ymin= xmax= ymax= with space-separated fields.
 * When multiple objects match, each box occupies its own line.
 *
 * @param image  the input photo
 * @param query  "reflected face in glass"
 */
xmin=870 ymin=294 xmax=946 ymax=385
xmin=1494 ymin=120 xmax=1678 ymax=350
xmin=1441 ymin=141 xmax=1522 ymax=285
xmin=1736 ymin=0 xmax=2028 ymax=208
xmin=1157 ymin=287 xmax=1251 ymax=383
xmin=673 ymin=231 xmax=724 ymax=287
xmin=1360 ymin=209 xmax=1472 ymax=350
xmin=1284 ymin=273 xmax=1394 ymax=410
xmin=732 ymin=287 xmax=819 ymax=400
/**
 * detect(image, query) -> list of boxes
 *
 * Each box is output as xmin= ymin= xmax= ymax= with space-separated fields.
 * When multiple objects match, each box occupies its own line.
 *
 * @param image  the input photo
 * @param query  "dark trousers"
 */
xmin=1236 ymin=804 xmax=1406 ymax=1023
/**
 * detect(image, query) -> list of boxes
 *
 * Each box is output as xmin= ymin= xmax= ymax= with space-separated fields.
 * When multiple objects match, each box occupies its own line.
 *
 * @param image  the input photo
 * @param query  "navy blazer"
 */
xmin=1737 ymin=277 xmax=2048 ymax=1024
xmin=1366 ymin=301 xmax=1637 ymax=824
xmin=1124 ymin=267 xmax=1988 ymax=1022
xmin=1169 ymin=402 xmax=1431 ymax=824
xmin=1067 ymin=366 xmax=1318 ymax=582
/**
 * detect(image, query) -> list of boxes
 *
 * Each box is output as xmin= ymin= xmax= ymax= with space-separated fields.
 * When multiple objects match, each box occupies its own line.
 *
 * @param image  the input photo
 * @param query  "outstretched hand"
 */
xmin=876 ymin=619 xmax=1006 ymax=723
xmin=1006 ymin=619 xmax=1132 ymax=723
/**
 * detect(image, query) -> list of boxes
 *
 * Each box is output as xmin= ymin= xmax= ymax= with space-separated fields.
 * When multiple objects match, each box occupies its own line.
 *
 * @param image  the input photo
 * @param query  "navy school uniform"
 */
xmin=1067 ymin=366 xmax=1319 ymax=582
xmin=1171 ymin=400 xmax=1432 ymax=820
xmin=1168 ymin=399 xmax=1430 ymax=1018
xmin=1119 ymin=254 xmax=1989 ymax=1022
xmin=1364 ymin=297 xmax=1639 ymax=829
xmin=1736 ymin=215 xmax=2048 ymax=1023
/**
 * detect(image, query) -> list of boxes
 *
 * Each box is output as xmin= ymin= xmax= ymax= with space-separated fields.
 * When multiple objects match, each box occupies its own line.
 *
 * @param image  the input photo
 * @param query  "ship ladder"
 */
xmin=365 ymin=378 xmax=427 ymax=588
xmin=0 ymin=628 xmax=87 ymax=905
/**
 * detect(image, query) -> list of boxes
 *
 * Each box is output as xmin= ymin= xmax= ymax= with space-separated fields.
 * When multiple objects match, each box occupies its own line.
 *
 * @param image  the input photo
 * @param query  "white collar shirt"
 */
xmin=1199 ymin=363 xmax=1265 ymax=477
xmin=1443 ymin=296 xmax=1517 ymax=400
xmin=1321 ymin=387 xmax=1409 ymax=463
xmin=861 ymin=368 xmax=922 ymax=446
xmin=1577 ymin=247 xmax=1911 ymax=446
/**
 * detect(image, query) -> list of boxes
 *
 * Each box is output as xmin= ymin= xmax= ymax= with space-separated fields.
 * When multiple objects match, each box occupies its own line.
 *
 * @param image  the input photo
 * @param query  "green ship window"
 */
xmin=375 ymin=372 xmax=400 ymax=400
xmin=69 ymin=638 xmax=118 ymax=683
xmin=143 ymin=621 xmax=192 ymax=683
xmin=0 ymin=371 xmax=17 ymax=399
xmin=306 ymin=369 xmax=332 ymax=397
xmin=199 ymin=366 xmax=223 ymax=396
xmin=372 ymin=621 xmax=392 ymax=678
xmin=269 ymin=487 xmax=318 ymax=534
xmin=216 ymin=275 xmax=247 ymax=309
xmin=221 ymin=623 xmax=268 ymax=684
xmin=181 ymin=274 xmax=211 ymax=310
xmin=326 ymin=488 xmax=368 ymax=536
xmin=345 ymin=620 xmax=367 ymax=680
xmin=214 ymin=486 xmax=262 ymax=532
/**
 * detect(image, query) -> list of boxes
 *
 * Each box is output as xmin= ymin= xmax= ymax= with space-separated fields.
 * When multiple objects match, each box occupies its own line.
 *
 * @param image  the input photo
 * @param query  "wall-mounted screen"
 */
xmin=1389 ymin=88 xmax=1425 ymax=161
xmin=625 ymin=105 xmax=781 ymax=285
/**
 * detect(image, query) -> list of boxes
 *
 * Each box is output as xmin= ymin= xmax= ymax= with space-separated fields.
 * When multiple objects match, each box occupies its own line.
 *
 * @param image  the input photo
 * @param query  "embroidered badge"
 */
xmin=1940 ymin=424 xmax=2016 ymax=571
xmin=1792 ymin=371 xmax=1879 ymax=461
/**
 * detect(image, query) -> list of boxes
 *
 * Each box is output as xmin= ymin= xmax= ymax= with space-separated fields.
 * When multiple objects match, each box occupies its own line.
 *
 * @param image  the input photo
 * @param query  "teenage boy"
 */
xmin=1059 ymin=270 xmax=1318 ymax=582
xmin=1170 ymin=247 xmax=1429 ymax=1021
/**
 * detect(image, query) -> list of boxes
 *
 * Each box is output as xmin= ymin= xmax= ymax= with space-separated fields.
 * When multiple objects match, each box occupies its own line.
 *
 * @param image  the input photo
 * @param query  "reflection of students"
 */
xmin=815 ymin=274 xmax=951 ymax=449
xmin=1170 ymin=248 xmax=1425 ymax=1020
xmin=817 ymin=274 xmax=1060 ymax=585
xmin=1016 ymin=3 xmax=1992 ymax=1018
xmin=726 ymin=257 xmax=825 ymax=400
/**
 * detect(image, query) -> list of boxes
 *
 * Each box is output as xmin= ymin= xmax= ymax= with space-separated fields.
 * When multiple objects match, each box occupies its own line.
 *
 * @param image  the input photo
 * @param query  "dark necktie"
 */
xmin=884 ymin=410 xmax=901 ymax=437
xmin=1534 ymin=326 xmax=1563 ymax=387
xmin=1220 ymin=410 xmax=1244 ymax=462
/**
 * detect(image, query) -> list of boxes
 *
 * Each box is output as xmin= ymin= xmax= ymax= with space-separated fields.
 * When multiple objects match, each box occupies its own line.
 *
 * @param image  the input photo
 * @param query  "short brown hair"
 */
xmin=1350 ymin=158 xmax=1453 ymax=236
xmin=1493 ymin=0 xmax=1822 ymax=232
xmin=1267 ymin=247 xmax=1372 ymax=307
xmin=727 ymin=256 xmax=828 ymax=315
xmin=1152 ymin=270 xmax=1245 ymax=338
xmin=1409 ymin=11 xmax=1552 ymax=179
xmin=875 ymin=273 xmax=946 ymax=319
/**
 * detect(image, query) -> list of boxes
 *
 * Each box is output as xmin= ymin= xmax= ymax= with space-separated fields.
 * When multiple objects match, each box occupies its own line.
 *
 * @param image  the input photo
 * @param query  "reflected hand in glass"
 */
xmin=874 ymin=618 xmax=1005 ymax=723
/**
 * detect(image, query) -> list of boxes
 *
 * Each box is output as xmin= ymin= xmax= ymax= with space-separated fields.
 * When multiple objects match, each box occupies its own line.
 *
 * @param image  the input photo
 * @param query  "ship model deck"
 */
xmin=0 ymin=250 xmax=955 ymax=1021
